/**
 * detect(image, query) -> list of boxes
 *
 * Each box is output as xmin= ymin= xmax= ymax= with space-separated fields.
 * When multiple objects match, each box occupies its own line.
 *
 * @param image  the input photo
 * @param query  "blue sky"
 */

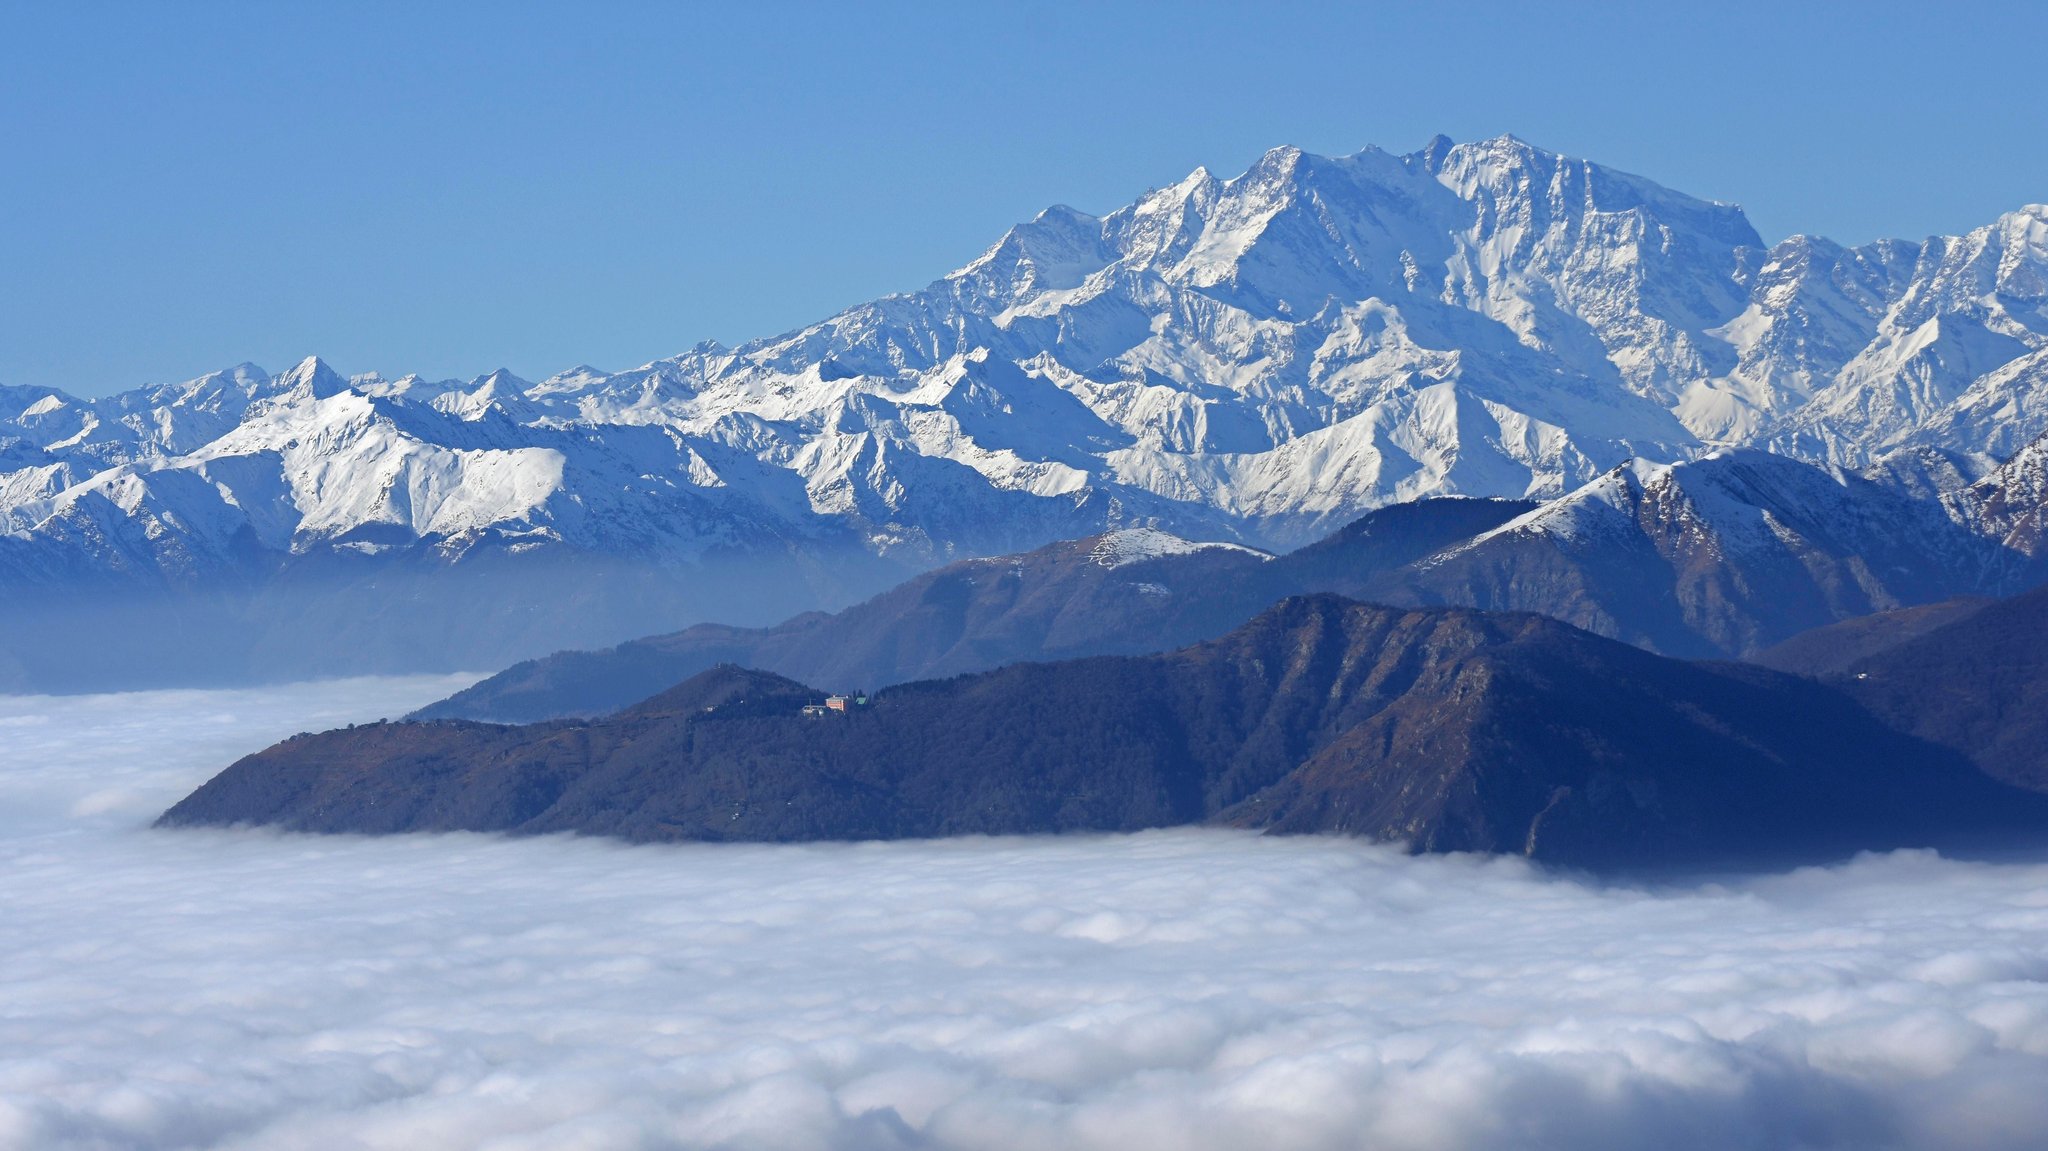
xmin=3 ymin=0 xmax=2044 ymax=396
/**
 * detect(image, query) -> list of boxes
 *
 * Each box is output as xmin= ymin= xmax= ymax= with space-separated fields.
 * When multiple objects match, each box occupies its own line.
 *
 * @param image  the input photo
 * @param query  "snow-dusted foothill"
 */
xmin=1398 ymin=450 xmax=1997 ymax=656
xmin=1087 ymin=527 xmax=1269 ymax=569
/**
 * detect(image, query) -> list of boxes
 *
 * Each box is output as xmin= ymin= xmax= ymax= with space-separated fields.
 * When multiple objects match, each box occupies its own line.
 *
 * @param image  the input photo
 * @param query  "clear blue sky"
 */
xmin=4 ymin=0 xmax=2044 ymax=397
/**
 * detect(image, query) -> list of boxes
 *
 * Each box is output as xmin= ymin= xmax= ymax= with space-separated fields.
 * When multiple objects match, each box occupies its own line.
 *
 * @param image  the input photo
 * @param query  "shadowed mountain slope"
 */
xmin=1829 ymin=582 xmax=2048 ymax=792
xmin=1750 ymin=597 xmax=1995 ymax=677
xmin=163 ymin=596 xmax=2048 ymax=871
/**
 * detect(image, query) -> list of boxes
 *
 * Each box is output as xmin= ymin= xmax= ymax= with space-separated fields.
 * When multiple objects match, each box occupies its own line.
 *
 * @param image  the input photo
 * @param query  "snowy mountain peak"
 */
xmin=224 ymin=362 xmax=271 ymax=387
xmin=1417 ymin=133 xmax=1456 ymax=170
xmin=272 ymin=356 xmax=350 ymax=401
xmin=1249 ymin=143 xmax=1307 ymax=175
xmin=1998 ymin=202 xmax=2048 ymax=238
xmin=430 ymin=369 xmax=540 ymax=422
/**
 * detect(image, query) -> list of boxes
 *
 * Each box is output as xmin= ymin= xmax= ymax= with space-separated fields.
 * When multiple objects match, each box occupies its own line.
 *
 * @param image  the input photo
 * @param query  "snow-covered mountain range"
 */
xmin=6 ymin=134 xmax=2047 ymax=685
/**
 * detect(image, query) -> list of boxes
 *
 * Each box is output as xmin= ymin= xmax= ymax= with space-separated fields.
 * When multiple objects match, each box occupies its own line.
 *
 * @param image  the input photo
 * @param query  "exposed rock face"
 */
xmin=1947 ymin=426 xmax=2048 ymax=587
xmin=161 ymin=597 xmax=2048 ymax=871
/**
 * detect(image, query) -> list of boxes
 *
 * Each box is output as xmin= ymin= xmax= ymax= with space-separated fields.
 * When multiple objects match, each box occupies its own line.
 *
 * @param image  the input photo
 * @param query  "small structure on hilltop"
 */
xmin=803 ymin=694 xmax=869 ymax=717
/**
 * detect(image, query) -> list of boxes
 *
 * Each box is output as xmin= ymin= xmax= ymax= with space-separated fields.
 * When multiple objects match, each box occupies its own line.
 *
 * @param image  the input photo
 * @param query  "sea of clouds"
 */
xmin=5 ymin=679 xmax=2048 ymax=1150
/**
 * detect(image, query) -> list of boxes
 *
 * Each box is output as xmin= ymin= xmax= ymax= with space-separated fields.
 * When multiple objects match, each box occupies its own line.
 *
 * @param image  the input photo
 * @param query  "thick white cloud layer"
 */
xmin=4 ymin=682 xmax=2048 ymax=1150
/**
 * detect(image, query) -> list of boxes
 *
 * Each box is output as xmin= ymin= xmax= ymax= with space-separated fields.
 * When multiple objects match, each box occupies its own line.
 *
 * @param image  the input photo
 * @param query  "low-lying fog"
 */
xmin=4 ymin=681 xmax=2048 ymax=1150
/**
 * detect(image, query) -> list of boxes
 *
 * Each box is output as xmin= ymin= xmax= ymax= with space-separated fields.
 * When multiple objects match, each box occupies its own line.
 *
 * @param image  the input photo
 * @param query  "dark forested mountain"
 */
xmin=162 ymin=595 xmax=2048 ymax=871
xmin=1825 ymin=582 xmax=2048 ymax=792
xmin=1750 ymin=598 xmax=1994 ymax=677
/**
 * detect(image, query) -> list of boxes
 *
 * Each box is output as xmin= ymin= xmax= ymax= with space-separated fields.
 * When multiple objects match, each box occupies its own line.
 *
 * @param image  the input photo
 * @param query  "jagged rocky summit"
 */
xmin=8 ymin=135 xmax=2048 ymax=685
